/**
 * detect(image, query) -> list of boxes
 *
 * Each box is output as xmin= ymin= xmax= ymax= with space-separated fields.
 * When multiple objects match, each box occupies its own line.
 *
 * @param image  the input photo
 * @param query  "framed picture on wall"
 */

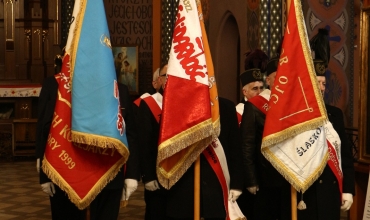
xmin=112 ymin=45 xmax=139 ymax=94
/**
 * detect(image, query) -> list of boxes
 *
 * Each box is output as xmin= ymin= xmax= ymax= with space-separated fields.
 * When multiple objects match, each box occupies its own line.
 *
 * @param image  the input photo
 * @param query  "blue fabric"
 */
xmin=71 ymin=0 xmax=128 ymax=149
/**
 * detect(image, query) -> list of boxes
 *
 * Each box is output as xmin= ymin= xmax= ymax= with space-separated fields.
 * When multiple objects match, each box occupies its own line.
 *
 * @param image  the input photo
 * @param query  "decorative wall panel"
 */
xmin=302 ymin=0 xmax=354 ymax=124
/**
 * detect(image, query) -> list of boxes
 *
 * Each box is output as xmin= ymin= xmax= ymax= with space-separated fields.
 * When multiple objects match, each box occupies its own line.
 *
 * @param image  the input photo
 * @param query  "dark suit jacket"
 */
xmin=240 ymin=101 xmax=286 ymax=188
xmin=297 ymin=105 xmax=355 ymax=220
xmin=36 ymin=76 xmax=58 ymax=184
xmin=137 ymin=98 xmax=160 ymax=183
xmin=166 ymin=97 xmax=244 ymax=219
xmin=105 ymin=83 xmax=140 ymax=189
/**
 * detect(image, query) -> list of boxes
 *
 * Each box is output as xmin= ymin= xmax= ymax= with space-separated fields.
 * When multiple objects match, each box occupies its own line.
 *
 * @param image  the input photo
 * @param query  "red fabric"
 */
xmin=248 ymin=95 xmax=269 ymax=115
xmin=159 ymin=75 xmax=211 ymax=144
xmin=156 ymin=0 xmax=215 ymax=189
xmin=262 ymin=0 xmax=326 ymax=140
xmin=143 ymin=96 xmax=161 ymax=123
xmin=133 ymin=97 xmax=142 ymax=107
xmin=327 ymin=140 xmax=343 ymax=196
xmin=203 ymin=144 xmax=229 ymax=220
xmin=43 ymin=54 xmax=124 ymax=208
xmin=236 ymin=112 xmax=242 ymax=127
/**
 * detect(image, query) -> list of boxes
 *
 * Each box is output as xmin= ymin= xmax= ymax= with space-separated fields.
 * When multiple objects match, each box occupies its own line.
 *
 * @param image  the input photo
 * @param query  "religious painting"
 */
xmin=112 ymin=45 xmax=139 ymax=94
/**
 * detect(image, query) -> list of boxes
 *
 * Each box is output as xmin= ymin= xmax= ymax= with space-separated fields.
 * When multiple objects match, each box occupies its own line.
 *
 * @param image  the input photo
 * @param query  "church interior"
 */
xmin=0 ymin=0 xmax=369 ymax=219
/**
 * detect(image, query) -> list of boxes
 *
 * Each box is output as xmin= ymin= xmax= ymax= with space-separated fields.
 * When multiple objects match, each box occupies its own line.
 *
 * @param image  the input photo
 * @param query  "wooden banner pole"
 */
xmin=285 ymin=0 xmax=298 ymax=220
xmin=194 ymin=156 xmax=200 ymax=220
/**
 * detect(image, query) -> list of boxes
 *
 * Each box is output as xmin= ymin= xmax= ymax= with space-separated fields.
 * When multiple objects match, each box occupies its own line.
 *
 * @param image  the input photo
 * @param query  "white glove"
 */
xmin=247 ymin=185 xmax=259 ymax=195
xmin=123 ymin=179 xmax=138 ymax=200
xmin=36 ymin=158 xmax=40 ymax=173
xmin=41 ymin=182 xmax=55 ymax=197
xmin=144 ymin=180 xmax=160 ymax=191
xmin=228 ymin=189 xmax=242 ymax=202
xmin=341 ymin=193 xmax=353 ymax=211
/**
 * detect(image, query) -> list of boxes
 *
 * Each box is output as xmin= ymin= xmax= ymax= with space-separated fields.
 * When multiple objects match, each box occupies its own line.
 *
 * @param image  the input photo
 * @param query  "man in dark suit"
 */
xmin=297 ymin=28 xmax=355 ymax=220
xmin=36 ymin=55 xmax=140 ymax=220
xmin=165 ymin=97 xmax=244 ymax=220
xmin=240 ymin=56 xmax=291 ymax=220
xmin=36 ymin=55 xmax=86 ymax=220
xmin=89 ymin=82 xmax=140 ymax=220
xmin=138 ymin=64 xmax=168 ymax=220
xmin=297 ymin=101 xmax=355 ymax=220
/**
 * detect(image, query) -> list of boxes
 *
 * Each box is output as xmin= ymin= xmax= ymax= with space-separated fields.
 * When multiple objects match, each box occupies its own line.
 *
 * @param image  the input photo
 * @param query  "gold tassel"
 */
xmin=297 ymin=193 xmax=307 ymax=210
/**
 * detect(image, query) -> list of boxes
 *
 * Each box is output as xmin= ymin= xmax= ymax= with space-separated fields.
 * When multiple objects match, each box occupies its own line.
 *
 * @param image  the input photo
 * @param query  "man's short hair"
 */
xmin=152 ymin=68 xmax=160 ymax=81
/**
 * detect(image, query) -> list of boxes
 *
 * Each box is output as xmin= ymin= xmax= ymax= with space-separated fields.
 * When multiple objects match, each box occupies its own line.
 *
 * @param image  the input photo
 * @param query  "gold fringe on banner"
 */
xmin=262 ymin=148 xmax=328 ymax=193
xmin=262 ymin=116 xmax=327 ymax=148
xmin=68 ymin=0 xmax=86 ymax=81
xmin=42 ymin=156 xmax=125 ymax=210
xmin=212 ymin=117 xmax=220 ymax=139
xmin=262 ymin=0 xmax=328 ymax=149
xmin=71 ymin=131 xmax=129 ymax=159
xmin=157 ymin=119 xmax=213 ymax=189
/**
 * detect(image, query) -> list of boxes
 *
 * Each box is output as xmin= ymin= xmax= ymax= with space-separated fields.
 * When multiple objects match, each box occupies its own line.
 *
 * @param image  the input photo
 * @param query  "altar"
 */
xmin=0 ymin=84 xmax=41 ymax=158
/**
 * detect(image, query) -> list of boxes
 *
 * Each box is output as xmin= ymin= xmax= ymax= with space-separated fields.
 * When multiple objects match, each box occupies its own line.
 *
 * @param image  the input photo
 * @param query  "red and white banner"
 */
xmin=157 ymin=0 xmax=219 ymax=189
xmin=261 ymin=0 xmax=332 ymax=192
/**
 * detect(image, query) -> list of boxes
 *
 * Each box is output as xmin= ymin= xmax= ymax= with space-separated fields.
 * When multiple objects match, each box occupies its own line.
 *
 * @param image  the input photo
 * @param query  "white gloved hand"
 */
xmin=341 ymin=193 xmax=353 ymax=211
xmin=36 ymin=158 xmax=40 ymax=173
xmin=228 ymin=189 xmax=242 ymax=202
xmin=144 ymin=180 xmax=160 ymax=191
xmin=41 ymin=182 xmax=55 ymax=197
xmin=247 ymin=186 xmax=259 ymax=195
xmin=124 ymin=179 xmax=138 ymax=200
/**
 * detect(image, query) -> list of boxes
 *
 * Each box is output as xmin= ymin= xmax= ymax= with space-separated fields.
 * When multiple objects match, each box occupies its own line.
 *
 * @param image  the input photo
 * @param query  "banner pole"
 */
xmin=285 ymin=0 xmax=297 ymax=219
xmin=85 ymin=206 xmax=90 ymax=220
xmin=291 ymin=185 xmax=297 ymax=220
xmin=194 ymin=156 xmax=200 ymax=220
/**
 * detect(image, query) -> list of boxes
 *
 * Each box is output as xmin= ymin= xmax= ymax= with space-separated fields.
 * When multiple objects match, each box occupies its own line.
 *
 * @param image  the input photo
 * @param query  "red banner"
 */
xmin=261 ymin=0 xmax=328 ymax=192
xmin=43 ymin=54 xmax=126 ymax=209
xmin=262 ymin=0 xmax=327 ymax=147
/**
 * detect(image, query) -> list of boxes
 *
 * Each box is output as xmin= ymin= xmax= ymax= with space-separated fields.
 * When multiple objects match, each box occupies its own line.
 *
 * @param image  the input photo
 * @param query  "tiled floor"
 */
xmin=0 ymin=158 xmax=349 ymax=220
xmin=0 ymin=158 xmax=145 ymax=220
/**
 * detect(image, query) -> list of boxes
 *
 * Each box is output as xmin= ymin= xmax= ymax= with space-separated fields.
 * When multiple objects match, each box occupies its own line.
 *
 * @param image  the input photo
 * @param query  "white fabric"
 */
xmin=262 ymin=126 xmax=327 ymax=192
xmin=140 ymin=93 xmax=151 ymax=99
xmin=211 ymin=139 xmax=230 ymax=184
xmin=228 ymin=189 xmax=242 ymax=202
xmin=228 ymin=200 xmax=246 ymax=220
xmin=144 ymin=180 xmax=160 ymax=191
xmin=235 ymin=103 xmax=244 ymax=116
xmin=0 ymin=86 xmax=41 ymax=97
xmin=166 ymin=0 xmax=208 ymax=85
xmin=341 ymin=193 xmax=353 ymax=211
xmin=324 ymin=121 xmax=342 ymax=172
xmin=36 ymin=158 xmax=40 ymax=173
xmin=41 ymin=182 xmax=55 ymax=197
xmin=121 ymin=179 xmax=138 ymax=201
xmin=151 ymin=92 xmax=163 ymax=109
xmin=259 ymin=88 xmax=271 ymax=101
xmin=210 ymin=139 xmax=245 ymax=220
